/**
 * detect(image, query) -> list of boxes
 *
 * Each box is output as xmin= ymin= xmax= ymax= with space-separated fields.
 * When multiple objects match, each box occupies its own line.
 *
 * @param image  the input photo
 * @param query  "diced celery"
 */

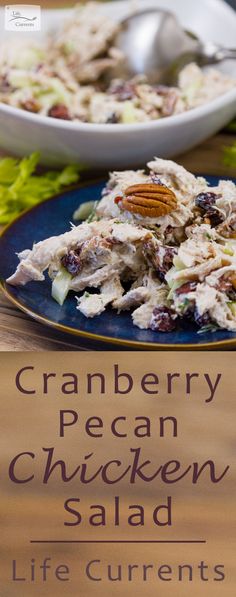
xmin=73 ymin=200 xmax=96 ymax=221
xmin=62 ymin=41 xmax=75 ymax=56
xmin=36 ymin=92 xmax=58 ymax=112
xmin=51 ymin=268 xmax=72 ymax=306
xmin=49 ymin=78 xmax=71 ymax=102
xmin=11 ymin=47 xmax=44 ymax=69
xmin=173 ymin=256 xmax=186 ymax=270
xmin=223 ymin=244 xmax=234 ymax=257
xmin=121 ymin=102 xmax=137 ymax=124
xmin=167 ymin=279 xmax=186 ymax=300
xmin=228 ymin=302 xmax=236 ymax=317
xmin=183 ymin=79 xmax=202 ymax=103
xmin=9 ymin=72 xmax=32 ymax=89
xmin=36 ymin=79 xmax=71 ymax=108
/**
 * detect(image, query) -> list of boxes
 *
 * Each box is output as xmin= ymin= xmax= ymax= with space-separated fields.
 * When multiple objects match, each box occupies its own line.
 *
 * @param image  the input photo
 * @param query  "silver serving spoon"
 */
xmin=107 ymin=8 xmax=236 ymax=85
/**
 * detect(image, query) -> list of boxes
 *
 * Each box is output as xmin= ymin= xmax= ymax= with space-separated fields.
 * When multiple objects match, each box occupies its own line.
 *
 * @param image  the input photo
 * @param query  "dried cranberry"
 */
xmin=217 ymin=276 xmax=232 ymax=293
xmin=48 ymin=104 xmax=71 ymax=120
xmin=154 ymin=85 xmax=170 ymax=95
xmin=108 ymin=81 xmax=135 ymax=101
xmin=195 ymin=192 xmax=217 ymax=211
xmin=61 ymin=251 xmax=81 ymax=276
xmin=162 ymin=91 xmax=178 ymax=117
xmin=164 ymin=225 xmax=175 ymax=243
xmin=228 ymin=289 xmax=236 ymax=301
xmin=194 ymin=309 xmax=211 ymax=328
xmin=114 ymin=196 xmax=123 ymax=205
xmin=156 ymin=271 xmax=166 ymax=282
xmin=180 ymin=310 xmax=195 ymax=327
xmin=157 ymin=247 xmax=177 ymax=281
xmin=143 ymin=240 xmax=177 ymax=282
xmin=150 ymin=307 xmax=177 ymax=332
xmin=175 ymin=281 xmax=197 ymax=296
xmin=206 ymin=208 xmax=224 ymax=227
xmin=103 ymin=236 xmax=120 ymax=247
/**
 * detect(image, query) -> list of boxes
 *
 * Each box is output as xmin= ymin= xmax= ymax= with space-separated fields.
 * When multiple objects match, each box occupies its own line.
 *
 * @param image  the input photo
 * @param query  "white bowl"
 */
xmin=0 ymin=0 xmax=236 ymax=169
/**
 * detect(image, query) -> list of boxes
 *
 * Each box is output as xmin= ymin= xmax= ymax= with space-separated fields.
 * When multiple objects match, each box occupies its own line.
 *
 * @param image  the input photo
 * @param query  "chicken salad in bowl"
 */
xmin=0 ymin=2 xmax=235 ymax=125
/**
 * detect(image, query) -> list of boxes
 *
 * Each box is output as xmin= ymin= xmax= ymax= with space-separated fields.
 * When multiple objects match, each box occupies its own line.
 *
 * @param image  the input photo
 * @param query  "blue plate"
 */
xmin=1 ymin=176 xmax=236 ymax=350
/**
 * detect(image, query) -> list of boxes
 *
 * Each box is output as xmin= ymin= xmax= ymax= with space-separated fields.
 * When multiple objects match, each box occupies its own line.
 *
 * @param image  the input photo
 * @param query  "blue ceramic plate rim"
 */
xmin=1 ymin=175 xmax=236 ymax=350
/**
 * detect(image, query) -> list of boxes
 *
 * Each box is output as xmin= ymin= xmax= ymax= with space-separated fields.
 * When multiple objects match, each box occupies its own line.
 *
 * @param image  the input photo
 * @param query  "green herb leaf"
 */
xmin=197 ymin=323 xmax=219 ymax=334
xmin=0 ymin=152 xmax=81 ymax=225
xmin=223 ymin=143 xmax=236 ymax=168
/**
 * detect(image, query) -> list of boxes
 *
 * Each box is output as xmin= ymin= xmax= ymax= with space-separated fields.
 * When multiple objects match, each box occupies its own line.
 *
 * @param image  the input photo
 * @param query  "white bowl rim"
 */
xmin=0 ymin=85 xmax=236 ymax=134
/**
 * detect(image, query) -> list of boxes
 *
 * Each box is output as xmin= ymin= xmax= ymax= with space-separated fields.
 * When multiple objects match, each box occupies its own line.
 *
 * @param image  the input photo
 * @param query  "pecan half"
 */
xmin=117 ymin=183 xmax=177 ymax=218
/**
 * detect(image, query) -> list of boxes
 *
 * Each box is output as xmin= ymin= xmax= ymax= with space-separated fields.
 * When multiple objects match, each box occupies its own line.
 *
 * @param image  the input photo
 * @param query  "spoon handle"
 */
xmin=215 ymin=48 xmax=236 ymax=61
xmin=200 ymin=42 xmax=236 ymax=66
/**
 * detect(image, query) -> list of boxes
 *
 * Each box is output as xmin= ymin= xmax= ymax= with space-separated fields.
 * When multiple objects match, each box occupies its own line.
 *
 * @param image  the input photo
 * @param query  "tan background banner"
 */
xmin=0 ymin=352 xmax=235 ymax=596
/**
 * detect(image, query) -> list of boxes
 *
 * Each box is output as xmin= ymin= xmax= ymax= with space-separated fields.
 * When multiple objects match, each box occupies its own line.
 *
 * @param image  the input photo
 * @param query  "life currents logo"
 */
xmin=5 ymin=5 xmax=41 ymax=31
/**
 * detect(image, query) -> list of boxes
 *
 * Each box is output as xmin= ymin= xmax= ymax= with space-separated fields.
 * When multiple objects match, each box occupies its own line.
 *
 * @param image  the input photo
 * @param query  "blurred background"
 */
xmin=0 ymin=0 xmax=234 ymax=8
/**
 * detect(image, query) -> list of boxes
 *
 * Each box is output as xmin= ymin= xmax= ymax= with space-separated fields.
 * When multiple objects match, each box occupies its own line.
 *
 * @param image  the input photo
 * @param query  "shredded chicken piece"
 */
xmin=7 ymin=220 xmax=113 ymax=286
xmin=77 ymin=276 xmax=123 ymax=318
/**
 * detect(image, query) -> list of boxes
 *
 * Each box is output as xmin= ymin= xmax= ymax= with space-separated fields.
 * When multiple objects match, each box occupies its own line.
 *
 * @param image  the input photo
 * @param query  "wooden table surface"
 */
xmin=1 ymin=351 xmax=236 ymax=597
xmin=0 ymin=132 xmax=236 ymax=351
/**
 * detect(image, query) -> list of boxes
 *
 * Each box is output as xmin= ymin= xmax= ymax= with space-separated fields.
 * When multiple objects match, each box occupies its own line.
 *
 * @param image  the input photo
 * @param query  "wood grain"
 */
xmin=0 ymin=351 xmax=235 ymax=596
